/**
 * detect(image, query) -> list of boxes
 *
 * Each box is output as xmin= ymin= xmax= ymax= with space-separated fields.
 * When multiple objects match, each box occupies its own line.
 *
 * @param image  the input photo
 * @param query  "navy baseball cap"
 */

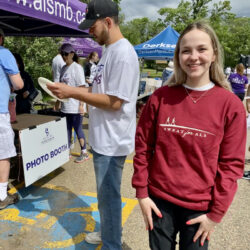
xmin=60 ymin=43 xmax=75 ymax=53
xmin=79 ymin=0 xmax=119 ymax=30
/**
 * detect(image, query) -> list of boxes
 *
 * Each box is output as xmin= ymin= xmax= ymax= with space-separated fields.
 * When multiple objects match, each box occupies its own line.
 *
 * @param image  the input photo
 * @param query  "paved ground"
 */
xmin=1 ymin=118 xmax=250 ymax=250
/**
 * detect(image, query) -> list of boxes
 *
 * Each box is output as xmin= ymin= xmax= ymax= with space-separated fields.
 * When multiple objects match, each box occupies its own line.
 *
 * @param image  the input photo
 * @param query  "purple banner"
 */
xmin=63 ymin=37 xmax=102 ymax=58
xmin=0 ymin=0 xmax=87 ymax=32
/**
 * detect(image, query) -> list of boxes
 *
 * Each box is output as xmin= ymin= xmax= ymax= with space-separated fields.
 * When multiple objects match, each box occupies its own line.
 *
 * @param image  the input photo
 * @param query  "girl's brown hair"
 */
xmin=236 ymin=63 xmax=245 ymax=76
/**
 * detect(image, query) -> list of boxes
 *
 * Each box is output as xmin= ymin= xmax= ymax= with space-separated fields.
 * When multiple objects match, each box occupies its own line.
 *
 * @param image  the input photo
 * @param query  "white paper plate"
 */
xmin=38 ymin=77 xmax=69 ymax=102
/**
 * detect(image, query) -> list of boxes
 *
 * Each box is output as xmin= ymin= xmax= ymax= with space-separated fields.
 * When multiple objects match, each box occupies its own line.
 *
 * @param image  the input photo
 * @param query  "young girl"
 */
xmin=132 ymin=21 xmax=246 ymax=249
xmin=58 ymin=43 xmax=89 ymax=163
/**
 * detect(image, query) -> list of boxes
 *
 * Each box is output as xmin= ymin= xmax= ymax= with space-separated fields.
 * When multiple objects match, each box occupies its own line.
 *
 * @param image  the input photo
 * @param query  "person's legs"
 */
xmin=72 ymin=114 xmax=86 ymax=150
xmin=0 ymin=159 xmax=10 ymax=183
xmin=0 ymin=114 xmax=19 ymax=208
xmin=65 ymin=114 xmax=73 ymax=149
xmin=0 ymin=159 xmax=10 ymax=201
xmin=72 ymin=114 xmax=89 ymax=163
xmin=178 ymin=208 xmax=208 ymax=250
xmin=92 ymin=150 xmax=126 ymax=250
xmin=149 ymin=196 xmax=178 ymax=250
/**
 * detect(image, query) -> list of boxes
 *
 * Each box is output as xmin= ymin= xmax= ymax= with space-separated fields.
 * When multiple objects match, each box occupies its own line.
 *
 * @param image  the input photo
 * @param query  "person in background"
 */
xmin=52 ymin=49 xmax=66 ymax=82
xmin=47 ymin=0 xmax=140 ymax=248
xmin=0 ymin=28 xmax=24 ymax=209
xmin=161 ymin=60 xmax=174 ymax=86
xmin=84 ymin=51 xmax=99 ymax=86
xmin=13 ymin=53 xmax=36 ymax=114
xmin=132 ymin=21 xmax=246 ymax=250
xmin=228 ymin=63 xmax=248 ymax=101
xmin=57 ymin=43 xmax=89 ymax=163
xmin=224 ymin=66 xmax=231 ymax=78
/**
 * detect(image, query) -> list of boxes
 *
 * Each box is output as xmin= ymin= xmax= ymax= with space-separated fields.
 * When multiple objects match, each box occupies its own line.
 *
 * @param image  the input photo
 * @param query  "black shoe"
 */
xmin=242 ymin=171 xmax=250 ymax=180
xmin=0 ymin=193 xmax=19 ymax=209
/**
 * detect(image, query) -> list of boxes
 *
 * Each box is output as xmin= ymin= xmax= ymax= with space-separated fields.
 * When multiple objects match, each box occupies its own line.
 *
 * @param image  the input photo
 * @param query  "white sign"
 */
xmin=19 ymin=117 xmax=69 ymax=187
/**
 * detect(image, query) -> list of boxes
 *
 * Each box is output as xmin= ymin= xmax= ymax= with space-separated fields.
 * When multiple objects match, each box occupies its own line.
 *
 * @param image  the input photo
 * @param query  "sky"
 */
xmin=120 ymin=0 xmax=250 ymax=21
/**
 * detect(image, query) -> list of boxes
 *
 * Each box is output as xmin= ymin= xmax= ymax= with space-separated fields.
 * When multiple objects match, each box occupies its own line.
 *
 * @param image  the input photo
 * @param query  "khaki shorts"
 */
xmin=0 ymin=113 xmax=16 ymax=160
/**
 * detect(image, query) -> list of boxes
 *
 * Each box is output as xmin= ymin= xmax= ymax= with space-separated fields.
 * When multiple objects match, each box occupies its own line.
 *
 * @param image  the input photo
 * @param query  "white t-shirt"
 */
xmin=52 ymin=54 xmax=66 ymax=82
xmin=89 ymin=63 xmax=97 ymax=83
xmin=60 ymin=61 xmax=87 ymax=114
xmin=89 ymin=38 xmax=140 ymax=156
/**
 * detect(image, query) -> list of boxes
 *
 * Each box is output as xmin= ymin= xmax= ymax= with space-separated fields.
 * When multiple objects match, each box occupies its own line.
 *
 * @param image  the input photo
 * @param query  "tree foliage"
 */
xmin=120 ymin=18 xmax=164 ymax=46
xmin=5 ymin=37 xmax=62 ymax=91
xmin=120 ymin=0 xmax=250 ymax=67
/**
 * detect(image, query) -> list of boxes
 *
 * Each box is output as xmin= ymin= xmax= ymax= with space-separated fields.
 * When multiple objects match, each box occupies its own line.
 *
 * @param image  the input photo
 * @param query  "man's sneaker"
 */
xmin=85 ymin=231 xmax=102 ymax=244
xmin=74 ymin=152 xmax=90 ymax=163
xmin=0 ymin=193 xmax=19 ymax=209
xmin=242 ymin=170 xmax=250 ymax=180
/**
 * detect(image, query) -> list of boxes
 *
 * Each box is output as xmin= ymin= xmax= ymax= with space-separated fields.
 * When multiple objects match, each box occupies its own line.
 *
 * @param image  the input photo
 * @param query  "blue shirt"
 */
xmin=0 ymin=46 xmax=19 ymax=113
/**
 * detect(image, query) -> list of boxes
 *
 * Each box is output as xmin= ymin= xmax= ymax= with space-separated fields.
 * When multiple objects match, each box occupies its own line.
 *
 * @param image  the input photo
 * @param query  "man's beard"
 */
xmin=96 ymin=29 xmax=109 ymax=46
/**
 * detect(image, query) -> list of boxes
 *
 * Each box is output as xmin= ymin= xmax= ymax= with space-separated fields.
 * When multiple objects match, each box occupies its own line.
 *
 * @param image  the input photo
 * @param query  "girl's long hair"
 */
xmin=236 ymin=63 xmax=245 ymax=76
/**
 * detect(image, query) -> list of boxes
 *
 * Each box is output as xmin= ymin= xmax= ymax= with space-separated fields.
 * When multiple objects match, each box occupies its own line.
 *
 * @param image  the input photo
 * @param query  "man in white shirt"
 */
xmin=52 ymin=51 xmax=65 ymax=82
xmin=47 ymin=0 xmax=139 ymax=249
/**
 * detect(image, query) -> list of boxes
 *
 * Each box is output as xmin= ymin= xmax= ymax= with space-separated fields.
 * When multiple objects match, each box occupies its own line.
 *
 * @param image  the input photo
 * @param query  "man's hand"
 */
xmin=47 ymin=82 xmax=73 ymax=99
xmin=186 ymin=214 xmax=217 ymax=246
xmin=23 ymin=91 xmax=29 ymax=99
xmin=79 ymin=104 xmax=85 ymax=115
xmin=138 ymin=197 xmax=162 ymax=231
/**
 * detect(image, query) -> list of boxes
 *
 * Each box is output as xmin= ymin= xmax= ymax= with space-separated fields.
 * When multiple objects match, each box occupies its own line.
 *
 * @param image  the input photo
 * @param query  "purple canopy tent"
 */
xmin=0 ymin=0 xmax=89 ymax=37
xmin=63 ymin=37 xmax=102 ymax=58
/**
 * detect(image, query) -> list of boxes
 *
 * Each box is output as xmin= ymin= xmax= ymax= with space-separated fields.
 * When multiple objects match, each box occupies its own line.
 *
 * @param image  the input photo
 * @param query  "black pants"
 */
xmin=235 ymin=93 xmax=245 ymax=101
xmin=149 ymin=196 xmax=208 ymax=250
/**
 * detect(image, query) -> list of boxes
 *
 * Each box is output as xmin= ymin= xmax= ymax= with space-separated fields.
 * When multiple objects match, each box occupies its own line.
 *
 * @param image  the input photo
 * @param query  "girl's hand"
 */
xmin=138 ymin=197 xmax=162 ymax=231
xmin=186 ymin=214 xmax=217 ymax=246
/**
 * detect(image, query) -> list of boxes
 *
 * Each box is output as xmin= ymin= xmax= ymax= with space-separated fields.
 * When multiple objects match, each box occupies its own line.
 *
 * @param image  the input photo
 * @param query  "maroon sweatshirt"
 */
xmin=132 ymin=85 xmax=246 ymax=223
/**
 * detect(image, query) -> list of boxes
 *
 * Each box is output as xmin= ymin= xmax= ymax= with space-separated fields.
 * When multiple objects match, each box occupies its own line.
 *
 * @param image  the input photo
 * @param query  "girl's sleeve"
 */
xmin=207 ymin=101 xmax=246 ymax=223
xmin=132 ymin=94 xmax=159 ymax=198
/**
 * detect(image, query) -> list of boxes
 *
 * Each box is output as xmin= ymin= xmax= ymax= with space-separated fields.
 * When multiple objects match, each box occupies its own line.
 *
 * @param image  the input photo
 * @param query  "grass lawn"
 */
xmin=141 ymin=68 xmax=162 ymax=78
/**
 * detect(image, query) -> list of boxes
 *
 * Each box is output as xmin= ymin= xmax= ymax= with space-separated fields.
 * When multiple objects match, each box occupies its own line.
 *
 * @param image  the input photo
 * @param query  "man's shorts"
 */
xmin=0 ymin=113 xmax=16 ymax=160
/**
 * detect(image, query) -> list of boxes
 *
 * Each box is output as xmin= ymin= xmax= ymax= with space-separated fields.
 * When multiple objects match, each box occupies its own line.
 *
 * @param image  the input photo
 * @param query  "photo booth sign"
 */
xmin=19 ymin=117 xmax=69 ymax=187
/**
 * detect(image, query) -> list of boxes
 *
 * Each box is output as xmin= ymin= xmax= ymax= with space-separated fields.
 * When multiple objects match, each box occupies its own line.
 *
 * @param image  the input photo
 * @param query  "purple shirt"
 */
xmin=228 ymin=73 xmax=248 ymax=94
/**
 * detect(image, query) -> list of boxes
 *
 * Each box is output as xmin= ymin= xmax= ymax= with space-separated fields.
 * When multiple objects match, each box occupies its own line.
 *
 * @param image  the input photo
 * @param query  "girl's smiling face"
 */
xmin=179 ymin=29 xmax=216 ymax=87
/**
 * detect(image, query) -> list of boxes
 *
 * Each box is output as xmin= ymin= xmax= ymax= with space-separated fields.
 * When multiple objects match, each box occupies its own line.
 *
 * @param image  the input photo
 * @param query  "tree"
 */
xmin=121 ymin=18 xmax=164 ymax=45
xmin=5 ymin=37 xmax=62 ymax=96
xmin=158 ymin=0 xmax=212 ymax=32
xmin=221 ymin=17 xmax=250 ymax=66
xmin=158 ymin=0 xmax=231 ymax=32
xmin=157 ymin=0 xmax=250 ymax=66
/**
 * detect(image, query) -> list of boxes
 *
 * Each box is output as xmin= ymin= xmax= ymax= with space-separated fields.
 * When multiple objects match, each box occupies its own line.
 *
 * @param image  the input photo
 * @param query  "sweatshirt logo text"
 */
xmin=160 ymin=117 xmax=215 ymax=138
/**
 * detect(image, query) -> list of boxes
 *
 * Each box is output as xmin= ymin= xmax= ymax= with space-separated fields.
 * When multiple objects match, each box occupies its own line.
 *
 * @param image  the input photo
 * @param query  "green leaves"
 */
xmin=5 ymin=37 xmax=62 ymax=99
